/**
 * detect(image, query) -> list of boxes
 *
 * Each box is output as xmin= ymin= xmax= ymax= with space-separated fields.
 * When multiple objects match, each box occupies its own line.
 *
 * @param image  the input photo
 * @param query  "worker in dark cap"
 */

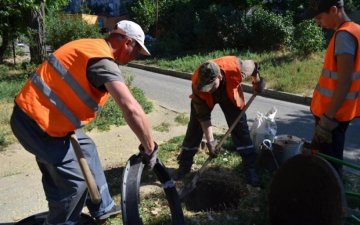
xmin=303 ymin=0 xmax=360 ymax=177
xmin=174 ymin=56 xmax=265 ymax=187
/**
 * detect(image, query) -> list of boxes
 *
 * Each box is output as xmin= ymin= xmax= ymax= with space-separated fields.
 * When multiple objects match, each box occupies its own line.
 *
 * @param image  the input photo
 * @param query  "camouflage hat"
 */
xmin=302 ymin=0 xmax=344 ymax=19
xmin=197 ymin=61 xmax=221 ymax=92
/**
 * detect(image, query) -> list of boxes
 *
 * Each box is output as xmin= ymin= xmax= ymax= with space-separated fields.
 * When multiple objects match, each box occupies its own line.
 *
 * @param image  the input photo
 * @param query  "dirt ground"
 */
xmin=0 ymin=101 xmax=216 ymax=223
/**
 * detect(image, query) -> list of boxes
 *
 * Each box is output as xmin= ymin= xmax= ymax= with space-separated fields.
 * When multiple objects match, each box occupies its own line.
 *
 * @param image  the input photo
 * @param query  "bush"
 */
xmin=245 ymin=8 xmax=294 ymax=50
xmin=46 ymin=12 xmax=104 ymax=50
xmin=293 ymin=20 xmax=325 ymax=55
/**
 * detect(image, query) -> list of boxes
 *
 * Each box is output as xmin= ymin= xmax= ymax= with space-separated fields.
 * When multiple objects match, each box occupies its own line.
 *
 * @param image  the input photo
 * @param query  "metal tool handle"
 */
xmin=70 ymin=133 xmax=101 ymax=204
xmin=178 ymin=94 xmax=257 ymax=200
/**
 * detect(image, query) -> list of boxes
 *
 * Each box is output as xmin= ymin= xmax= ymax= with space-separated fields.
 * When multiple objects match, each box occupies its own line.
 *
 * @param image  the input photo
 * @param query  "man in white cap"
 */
xmin=174 ymin=56 xmax=265 ymax=187
xmin=10 ymin=20 xmax=157 ymax=224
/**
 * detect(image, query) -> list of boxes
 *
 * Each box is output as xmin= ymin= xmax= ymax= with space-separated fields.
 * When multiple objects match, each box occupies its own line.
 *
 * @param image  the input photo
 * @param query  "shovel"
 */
xmin=178 ymin=93 xmax=257 ymax=201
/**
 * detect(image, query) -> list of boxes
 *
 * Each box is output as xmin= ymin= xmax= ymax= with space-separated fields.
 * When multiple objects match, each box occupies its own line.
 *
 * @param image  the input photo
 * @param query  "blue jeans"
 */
xmin=10 ymin=104 xmax=114 ymax=225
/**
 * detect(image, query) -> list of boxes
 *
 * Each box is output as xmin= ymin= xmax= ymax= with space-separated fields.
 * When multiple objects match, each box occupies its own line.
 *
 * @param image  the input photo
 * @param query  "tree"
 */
xmin=27 ymin=0 xmax=68 ymax=64
xmin=0 ymin=0 xmax=69 ymax=64
xmin=28 ymin=0 xmax=46 ymax=64
xmin=0 ymin=0 xmax=34 ymax=63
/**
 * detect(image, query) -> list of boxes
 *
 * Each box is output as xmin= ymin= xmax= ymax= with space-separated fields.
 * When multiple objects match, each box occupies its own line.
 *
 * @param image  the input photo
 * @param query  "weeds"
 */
xmin=175 ymin=113 xmax=189 ymax=125
xmin=153 ymin=122 xmax=170 ymax=132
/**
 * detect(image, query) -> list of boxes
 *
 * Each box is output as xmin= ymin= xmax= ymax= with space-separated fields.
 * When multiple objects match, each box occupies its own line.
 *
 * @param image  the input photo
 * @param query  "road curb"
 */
xmin=127 ymin=62 xmax=313 ymax=106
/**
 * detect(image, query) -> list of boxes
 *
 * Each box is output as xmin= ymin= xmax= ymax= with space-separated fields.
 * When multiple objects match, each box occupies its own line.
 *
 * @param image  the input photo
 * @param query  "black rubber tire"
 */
xmin=121 ymin=154 xmax=185 ymax=225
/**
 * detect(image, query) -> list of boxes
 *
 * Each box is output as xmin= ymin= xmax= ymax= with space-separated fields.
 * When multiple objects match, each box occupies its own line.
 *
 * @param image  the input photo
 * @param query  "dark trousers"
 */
xmin=182 ymin=99 xmax=254 ymax=155
xmin=10 ymin=104 xmax=114 ymax=225
xmin=314 ymin=116 xmax=350 ymax=176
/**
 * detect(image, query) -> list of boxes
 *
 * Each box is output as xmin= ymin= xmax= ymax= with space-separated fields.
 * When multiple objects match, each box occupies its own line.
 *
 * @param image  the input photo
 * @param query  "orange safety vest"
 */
xmin=15 ymin=39 xmax=114 ymax=137
xmin=311 ymin=22 xmax=360 ymax=121
xmin=191 ymin=56 xmax=244 ymax=109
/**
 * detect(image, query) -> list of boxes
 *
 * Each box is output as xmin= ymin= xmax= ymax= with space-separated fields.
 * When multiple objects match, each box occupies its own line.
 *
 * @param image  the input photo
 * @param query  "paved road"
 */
xmin=122 ymin=66 xmax=360 ymax=166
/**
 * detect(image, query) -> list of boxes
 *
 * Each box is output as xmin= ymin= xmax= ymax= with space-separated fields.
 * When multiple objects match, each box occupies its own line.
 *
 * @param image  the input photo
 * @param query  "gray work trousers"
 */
xmin=10 ymin=104 xmax=114 ymax=225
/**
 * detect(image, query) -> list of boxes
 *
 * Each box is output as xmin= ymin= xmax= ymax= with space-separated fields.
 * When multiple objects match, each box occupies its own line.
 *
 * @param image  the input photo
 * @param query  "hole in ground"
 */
xmin=183 ymin=170 xmax=247 ymax=212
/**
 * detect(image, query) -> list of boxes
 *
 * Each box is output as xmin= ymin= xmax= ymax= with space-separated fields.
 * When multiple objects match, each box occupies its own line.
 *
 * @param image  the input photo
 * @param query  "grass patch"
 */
xmin=138 ymin=49 xmax=324 ymax=96
xmin=153 ymin=122 xmax=170 ymax=132
xmin=0 ymin=101 xmax=17 ymax=151
xmin=175 ymin=113 xmax=189 ymax=125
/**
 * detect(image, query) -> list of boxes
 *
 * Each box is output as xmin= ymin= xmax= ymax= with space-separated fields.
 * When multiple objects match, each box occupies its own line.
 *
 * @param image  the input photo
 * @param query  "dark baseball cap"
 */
xmin=196 ymin=61 xmax=221 ymax=92
xmin=302 ymin=0 xmax=344 ymax=19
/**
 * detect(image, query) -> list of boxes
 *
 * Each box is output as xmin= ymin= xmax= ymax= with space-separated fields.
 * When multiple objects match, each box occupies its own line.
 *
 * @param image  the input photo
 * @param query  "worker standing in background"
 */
xmin=10 ymin=20 xmax=158 ymax=224
xmin=174 ymin=56 xmax=265 ymax=187
xmin=303 ymin=0 xmax=360 ymax=177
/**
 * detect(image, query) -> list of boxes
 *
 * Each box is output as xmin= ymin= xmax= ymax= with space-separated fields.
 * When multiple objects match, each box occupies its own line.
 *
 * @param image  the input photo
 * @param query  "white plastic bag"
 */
xmin=250 ymin=106 xmax=278 ymax=153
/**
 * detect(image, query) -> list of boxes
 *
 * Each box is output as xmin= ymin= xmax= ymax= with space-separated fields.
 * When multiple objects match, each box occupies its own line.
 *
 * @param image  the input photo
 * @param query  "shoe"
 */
xmin=239 ymin=151 xmax=261 ymax=187
xmin=95 ymin=204 xmax=121 ymax=221
xmin=173 ymin=149 xmax=197 ymax=180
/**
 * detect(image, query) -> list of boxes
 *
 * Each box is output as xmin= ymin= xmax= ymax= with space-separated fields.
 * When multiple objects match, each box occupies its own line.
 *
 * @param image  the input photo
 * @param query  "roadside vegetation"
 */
xmin=138 ymin=49 xmax=324 ymax=96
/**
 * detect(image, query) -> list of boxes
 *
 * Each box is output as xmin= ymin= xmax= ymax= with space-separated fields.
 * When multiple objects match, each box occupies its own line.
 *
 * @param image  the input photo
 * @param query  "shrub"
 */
xmin=46 ymin=12 xmax=104 ymax=50
xmin=245 ymin=8 xmax=294 ymax=50
xmin=293 ymin=20 xmax=325 ymax=55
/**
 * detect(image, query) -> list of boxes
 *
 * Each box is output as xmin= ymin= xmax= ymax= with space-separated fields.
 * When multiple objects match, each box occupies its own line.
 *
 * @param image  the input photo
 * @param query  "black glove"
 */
xmin=311 ymin=114 xmax=338 ymax=149
xmin=251 ymin=62 xmax=261 ymax=77
xmin=252 ymin=77 xmax=265 ymax=94
xmin=139 ymin=142 xmax=158 ymax=170
xmin=206 ymin=140 xmax=218 ymax=157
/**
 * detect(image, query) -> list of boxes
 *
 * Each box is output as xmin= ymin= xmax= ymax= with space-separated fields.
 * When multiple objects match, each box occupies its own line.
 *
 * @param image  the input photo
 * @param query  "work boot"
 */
xmin=173 ymin=149 xmax=197 ymax=180
xmin=239 ymin=151 xmax=260 ymax=187
xmin=95 ymin=204 xmax=122 ymax=222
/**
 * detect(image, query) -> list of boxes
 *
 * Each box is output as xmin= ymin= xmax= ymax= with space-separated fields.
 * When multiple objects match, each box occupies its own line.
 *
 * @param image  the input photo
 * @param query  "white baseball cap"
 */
xmin=112 ymin=20 xmax=150 ymax=56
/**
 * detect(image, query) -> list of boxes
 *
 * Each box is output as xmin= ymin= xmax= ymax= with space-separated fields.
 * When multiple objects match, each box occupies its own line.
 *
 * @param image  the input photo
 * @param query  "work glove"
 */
xmin=252 ymin=77 xmax=265 ymax=94
xmin=139 ymin=142 xmax=158 ymax=170
xmin=206 ymin=140 xmax=218 ymax=157
xmin=311 ymin=114 xmax=338 ymax=149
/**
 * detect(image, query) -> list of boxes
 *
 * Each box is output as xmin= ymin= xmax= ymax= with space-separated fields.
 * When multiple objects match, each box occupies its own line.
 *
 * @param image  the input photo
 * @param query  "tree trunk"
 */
xmin=0 ymin=32 xmax=10 ymax=63
xmin=28 ymin=0 xmax=46 ymax=64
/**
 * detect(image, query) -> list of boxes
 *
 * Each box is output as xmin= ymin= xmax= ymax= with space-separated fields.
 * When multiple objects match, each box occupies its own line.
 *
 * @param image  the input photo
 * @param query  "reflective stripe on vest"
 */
xmin=47 ymin=54 xmax=101 ymax=113
xmin=315 ymin=84 xmax=360 ymax=99
xmin=322 ymin=68 xmax=360 ymax=81
xmin=31 ymin=73 xmax=83 ymax=127
xmin=311 ymin=21 xmax=360 ymax=121
xmin=15 ymin=39 xmax=113 ymax=137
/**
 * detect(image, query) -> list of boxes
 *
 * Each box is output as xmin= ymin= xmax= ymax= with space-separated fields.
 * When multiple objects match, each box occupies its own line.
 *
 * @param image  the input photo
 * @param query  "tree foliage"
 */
xmin=0 ymin=0 xmax=69 ymax=63
xmin=0 ymin=0 xmax=35 ymax=62
xmin=129 ymin=0 xmax=332 ymax=55
xmin=46 ymin=12 xmax=103 ymax=51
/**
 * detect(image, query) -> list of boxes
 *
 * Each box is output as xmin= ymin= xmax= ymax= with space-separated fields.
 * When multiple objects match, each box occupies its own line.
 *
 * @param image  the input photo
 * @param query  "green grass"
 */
xmin=139 ymin=49 xmax=325 ymax=96
xmin=174 ymin=113 xmax=189 ymax=126
xmin=153 ymin=122 xmax=171 ymax=132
